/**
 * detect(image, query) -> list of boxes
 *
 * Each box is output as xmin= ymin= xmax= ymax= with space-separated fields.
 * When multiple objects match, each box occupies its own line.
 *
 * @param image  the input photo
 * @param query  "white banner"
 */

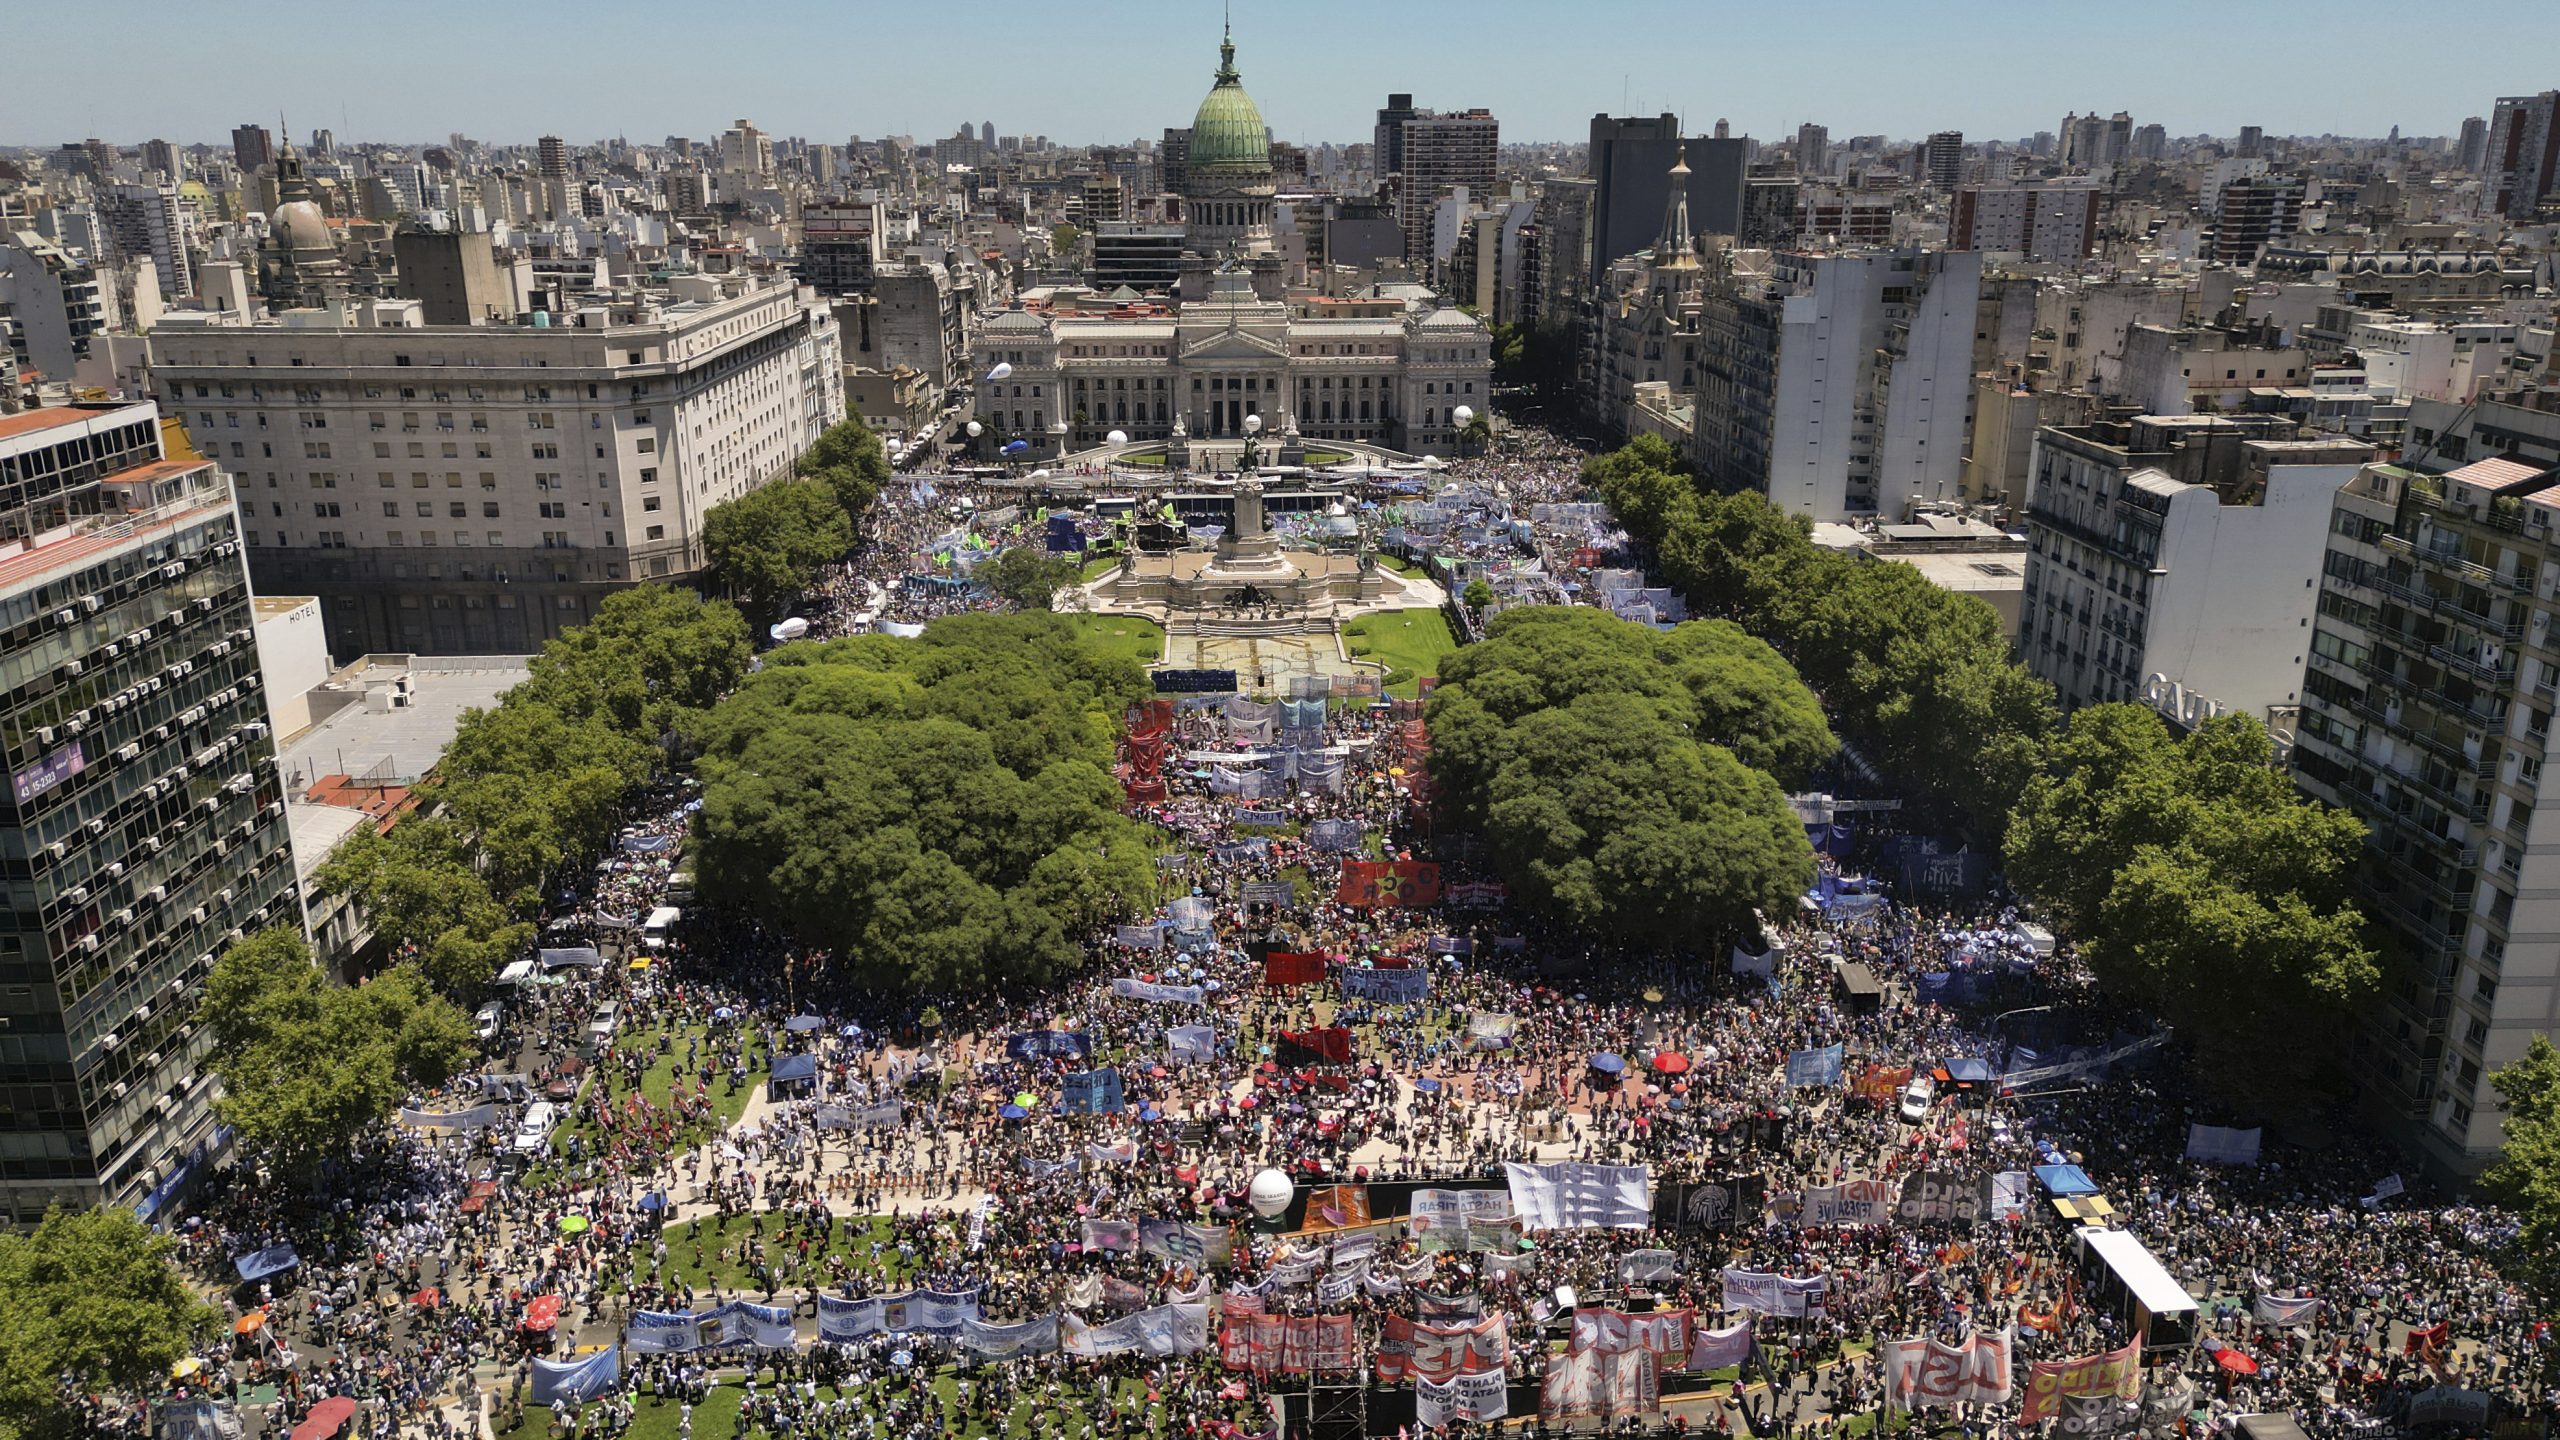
xmin=1689 ymin=1319 xmax=1754 ymax=1371
xmin=1879 ymin=1327 xmax=2015 ymax=1409
xmin=1417 ymin=1370 xmax=1510 ymax=1428
xmin=1111 ymin=976 xmax=1206 ymax=1006
xmin=1720 ymin=1268 xmax=1828 ymax=1317
xmin=1061 ymin=1302 xmax=1211 ymax=1358
xmin=1502 ymin=1161 xmax=1651 ymax=1231
xmin=2253 ymin=1294 xmax=2322 ymax=1327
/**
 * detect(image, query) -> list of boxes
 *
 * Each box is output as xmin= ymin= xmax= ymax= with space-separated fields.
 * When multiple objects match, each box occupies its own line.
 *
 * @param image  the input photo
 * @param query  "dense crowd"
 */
xmin=139 ymin=423 xmax=2554 ymax=1440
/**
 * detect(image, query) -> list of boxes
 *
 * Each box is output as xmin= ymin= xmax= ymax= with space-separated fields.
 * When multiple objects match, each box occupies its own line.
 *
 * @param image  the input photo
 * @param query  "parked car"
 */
xmin=540 ymin=1055 xmax=588 ymax=1102
xmin=473 ymin=1001 xmax=504 ymax=1045
xmin=1899 ymin=1074 xmax=1937 ymax=1123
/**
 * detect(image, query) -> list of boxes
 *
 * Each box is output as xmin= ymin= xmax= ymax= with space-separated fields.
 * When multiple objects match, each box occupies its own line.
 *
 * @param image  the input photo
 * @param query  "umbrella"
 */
xmin=1238 ymin=1096 xmax=1259 ymax=1110
xmin=1651 ymin=1052 xmax=1692 ymax=1075
xmin=840 ymin=1025 xmax=863 ymax=1038
xmin=1414 ymin=1078 xmax=1443 ymax=1093
xmin=234 ymin=1312 xmax=266 ymax=1335
xmin=712 ymin=1007 xmax=735 ymax=1020
xmin=172 ymin=1358 xmax=206 ymax=1379
xmin=891 ymin=1350 xmax=915 ymax=1369
xmin=408 ymin=1288 xmax=441 ymax=1308
xmin=2215 ymin=1348 xmax=2259 ymax=1376
xmin=999 ymin=1105 xmax=1029 ymax=1120
xmin=785 ymin=1015 xmax=825 ymax=1033
xmin=557 ymin=1215 xmax=591 ymax=1235
xmin=637 ymin=1192 xmax=666 ymax=1212
xmin=1014 ymin=1092 xmax=1037 ymax=1108
xmin=1589 ymin=1052 xmax=1626 ymax=1075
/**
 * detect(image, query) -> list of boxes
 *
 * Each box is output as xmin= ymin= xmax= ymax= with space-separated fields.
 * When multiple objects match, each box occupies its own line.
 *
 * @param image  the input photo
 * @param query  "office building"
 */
xmin=2291 ymin=452 xmax=2560 ymax=1177
xmin=2019 ymin=414 xmax=2369 ymax=713
xmin=2457 ymin=116 xmax=2490 ymax=174
xmin=147 ymin=275 xmax=843 ymax=656
xmin=0 ymin=399 xmax=298 ymax=1223
xmin=2486 ymin=93 xmax=2560 ymax=220
xmin=1691 ymin=249 xmax=1983 ymax=522
xmin=1587 ymin=115 xmax=1748 ymax=286
xmin=537 ymin=135 xmax=568 ymax=181
xmin=0 ymin=237 xmax=110 ymax=383
xmin=1373 ymin=94 xmax=1420 ymax=184
xmin=232 ymin=124 xmax=274 ymax=175
xmin=141 ymin=140 xmax=179 ymax=182
xmin=1159 ymin=128 xmax=1191 ymax=203
xmin=1922 ymin=131 xmax=1964 ymax=190
xmin=391 ymin=230 xmax=515 ymax=327
xmin=1090 ymin=224 xmax=1188 ymax=294
xmin=1397 ymin=109 xmax=1499 ymax=264
xmin=1948 ymin=181 xmax=2100 ymax=259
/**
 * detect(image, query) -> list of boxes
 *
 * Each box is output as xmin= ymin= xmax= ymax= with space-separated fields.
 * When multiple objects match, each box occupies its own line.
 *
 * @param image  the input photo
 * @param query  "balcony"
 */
xmin=2429 ymin=644 xmax=2520 ymax=687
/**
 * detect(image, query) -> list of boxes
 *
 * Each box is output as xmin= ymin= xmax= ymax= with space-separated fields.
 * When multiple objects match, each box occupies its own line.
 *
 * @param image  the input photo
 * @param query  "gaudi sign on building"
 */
xmin=2143 ymin=674 xmax=2294 ymax=761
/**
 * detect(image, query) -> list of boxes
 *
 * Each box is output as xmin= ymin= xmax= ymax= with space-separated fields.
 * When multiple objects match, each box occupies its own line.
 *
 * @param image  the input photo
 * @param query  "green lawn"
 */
xmin=1062 ymin=614 xmax=1165 ymax=668
xmin=1300 ymin=448 xmax=1353 ymax=465
xmin=1376 ymin=553 xmax=1429 ymax=578
xmin=625 ymin=1214 xmax=914 ymax=1298
xmin=1342 ymin=607 xmax=1457 ymax=697
xmin=1079 ymin=552 xmax=1122 ymax=581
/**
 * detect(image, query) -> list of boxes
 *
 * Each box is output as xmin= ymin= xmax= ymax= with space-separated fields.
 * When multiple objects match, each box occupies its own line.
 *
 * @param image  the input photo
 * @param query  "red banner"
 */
xmin=1571 ymin=1307 xmax=1696 ymax=1366
xmin=2019 ymin=1340 xmax=2140 ymax=1422
xmin=1277 ymin=1026 xmax=1353 ymax=1067
xmin=1219 ymin=1311 xmax=1357 ymax=1375
xmin=1854 ymin=1065 xmax=1914 ymax=1106
xmin=1127 ymin=700 xmax=1174 ymax=735
xmin=1124 ymin=777 xmax=1167 ymax=804
xmin=1376 ymin=1314 xmax=1510 ymax=1384
xmin=1127 ymin=732 xmax=1169 ymax=772
xmin=1336 ymin=860 xmax=1443 ymax=908
xmin=1261 ymin=951 xmax=1326 ymax=987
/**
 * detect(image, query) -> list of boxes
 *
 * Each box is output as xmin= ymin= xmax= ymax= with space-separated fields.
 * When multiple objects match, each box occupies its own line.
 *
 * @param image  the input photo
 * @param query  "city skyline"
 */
xmin=9 ymin=0 xmax=2557 ymax=152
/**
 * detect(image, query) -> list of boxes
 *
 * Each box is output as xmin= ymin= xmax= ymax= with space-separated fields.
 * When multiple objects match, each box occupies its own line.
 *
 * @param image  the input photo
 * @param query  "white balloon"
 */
xmin=1030 ymin=468 xmax=1052 ymax=479
xmin=987 ymin=362 xmax=1014 ymax=381
xmin=1247 ymin=1168 xmax=1294 ymax=1218
xmin=966 ymin=421 xmax=983 ymax=438
xmin=1242 ymin=412 xmax=1263 ymax=434
xmin=1452 ymin=405 xmax=1474 ymax=426
xmin=1106 ymin=429 xmax=1129 ymax=445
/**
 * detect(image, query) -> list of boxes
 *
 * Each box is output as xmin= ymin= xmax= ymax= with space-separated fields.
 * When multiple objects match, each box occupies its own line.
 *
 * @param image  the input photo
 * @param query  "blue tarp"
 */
xmin=770 ymin=1054 xmax=819 ymax=1084
xmin=538 ymin=946 xmax=603 ymax=970
xmin=620 ymin=834 xmax=678 ymax=855
xmin=1943 ymin=1057 xmax=1994 ymax=1084
xmin=2033 ymin=1163 xmax=2099 ymax=1197
xmin=531 ymin=1347 xmax=621 ymax=1405
xmin=234 ymin=1243 xmax=301 ymax=1283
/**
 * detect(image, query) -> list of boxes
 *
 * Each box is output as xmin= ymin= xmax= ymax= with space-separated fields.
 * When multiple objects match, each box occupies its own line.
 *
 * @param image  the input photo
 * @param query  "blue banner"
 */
xmin=1153 ymin=668 xmax=1238 ymax=694
xmin=1061 ymin=1067 xmax=1126 ymax=1115
xmin=233 ymin=1244 xmax=300 ymax=1283
xmin=1307 ymin=818 xmax=1363 ymax=853
xmin=531 ymin=1347 xmax=620 ymax=1404
xmin=1784 ymin=1043 xmax=1845 ymax=1088
xmin=1168 ymin=1025 xmax=1216 ymax=1062
xmin=1006 ymin=1030 xmax=1091 ymax=1062
xmin=1341 ymin=967 xmax=1430 ymax=1004
xmin=1232 ymin=808 xmax=1286 ymax=826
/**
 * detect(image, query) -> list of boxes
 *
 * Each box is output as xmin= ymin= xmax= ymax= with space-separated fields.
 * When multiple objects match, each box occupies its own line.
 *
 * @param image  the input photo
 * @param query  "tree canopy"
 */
xmin=2483 ymin=1036 xmax=2560 ymax=1333
xmin=2003 ymin=706 xmax=2378 ymax=1108
xmin=0 ymin=1206 xmax=219 ymax=1440
xmin=1590 ymin=435 xmax=2056 ymax=834
xmin=703 ymin=475 xmax=854 ymax=621
xmin=315 ymin=586 xmax=748 ymax=996
xmin=691 ymin=612 xmax=1160 ymax=991
xmin=798 ymin=416 xmax=892 ymax=524
xmin=198 ymin=928 xmax=475 ymax=1180
xmin=1428 ymin=607 xmax=1819 ymax=949
xmin=980 ymin=546 xmax=1087 ymax=612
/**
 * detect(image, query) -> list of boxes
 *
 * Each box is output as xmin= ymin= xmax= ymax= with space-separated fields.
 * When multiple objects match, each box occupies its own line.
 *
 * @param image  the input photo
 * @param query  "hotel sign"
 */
xmin=2142 ymin=674 xmax=2293 ymax=761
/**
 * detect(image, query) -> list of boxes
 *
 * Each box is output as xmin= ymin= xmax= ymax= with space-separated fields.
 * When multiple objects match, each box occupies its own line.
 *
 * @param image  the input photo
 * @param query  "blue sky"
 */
xmin=8 ymin=0 xmax=2554 ymax=149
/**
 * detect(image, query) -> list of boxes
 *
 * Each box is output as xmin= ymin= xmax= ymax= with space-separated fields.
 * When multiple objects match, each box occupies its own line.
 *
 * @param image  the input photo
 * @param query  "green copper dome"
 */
xmin=1187 ymin=29 xmax=1271 ymax=178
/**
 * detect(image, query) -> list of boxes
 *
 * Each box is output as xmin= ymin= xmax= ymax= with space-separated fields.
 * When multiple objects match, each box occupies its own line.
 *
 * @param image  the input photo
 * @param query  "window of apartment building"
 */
xmin=642 ymin=496 xmax=661 ymax=512
xmin=448 ymin=502 xmax=467 ymax=518
xmin=639 ymin=468 xmax=657 ymax=484
xmin=415 ymin=500 xmax=432 ymax=517
xmin=387 ymin=531 xmax=404 ymax=546
xmin=540 ymin=503 xmax=566 ymax=520
xmin=482 ymin=502 xmax=501 ymax=518
xmin=645 ymin=525 xmax=665 ymax=541
xmin=488 ymin=532 xmax=505 ymax=547
xmin=454 ymin=531 xmax=472 ymax=546
xmin=529 ymin=412 xmax=555 ymax=429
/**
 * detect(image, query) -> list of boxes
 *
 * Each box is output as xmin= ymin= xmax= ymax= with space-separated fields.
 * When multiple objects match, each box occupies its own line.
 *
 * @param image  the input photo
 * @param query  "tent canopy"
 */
xmin=538 ymin=946 xmax=603 ymax=971
xmin=2033 ymin=1163 xmax=2099 ymax=1197
xmin=771 ymin=1054 xmax=819 ymax=1084
xmin=288 ymin=1398 xmax=357 ymax=1440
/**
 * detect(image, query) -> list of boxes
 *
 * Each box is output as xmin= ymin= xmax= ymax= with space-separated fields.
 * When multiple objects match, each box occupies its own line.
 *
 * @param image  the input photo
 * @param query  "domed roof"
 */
xmin=1187 ymin=29 xmax=1270 ymax=180
xmin=274 ymin=200 xmax=332 ymax=254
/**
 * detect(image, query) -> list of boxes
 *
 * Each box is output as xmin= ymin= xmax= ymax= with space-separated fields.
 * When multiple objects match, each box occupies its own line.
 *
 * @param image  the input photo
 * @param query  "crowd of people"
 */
xmin=139 ymin=420 xmax=2554 ymax=1440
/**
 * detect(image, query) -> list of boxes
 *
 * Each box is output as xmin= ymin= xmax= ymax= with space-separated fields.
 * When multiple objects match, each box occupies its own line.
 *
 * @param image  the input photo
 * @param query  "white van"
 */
xmin=513 ymin=1101 xmax=558 ymax=1153
xmin=584 ymin=1001 xmax=620 ymax=1055
xmin=640 ymin=906 xmax=682 ymax=949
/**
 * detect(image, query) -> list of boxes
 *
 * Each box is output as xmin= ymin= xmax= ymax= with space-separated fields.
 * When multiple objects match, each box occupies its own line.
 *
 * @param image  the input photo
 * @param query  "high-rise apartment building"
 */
xmin=141 ymin=140 xmax=179 ymax=181
xmin=718 ymin=119 xmax=775 ymax=181
xmin=97 ymin=184 xmax=193 ymax=302
xmin=231 ymin=124 xmax=274 ymax=175
xmin=2486 ymin=93 xmax=2560 ymax=220
xmin=2018 ymin=414 xmax=2369 ymax=714
xmin=2207 ymin=175 xmax=2306 ymax=265
xmin=147 ymin=275 xmax=843 ymax=656
xmin=1690 ymin=248 xmax=1983 ymax=522
xmin=2237 ymin=125 xmax=2266 ymax=159
xmin=537 ymin=135 xmax=569 ymax=180
xmin=1397 ymin=109 xmax=1498 ymax=264
xmin=2457 ymin=116 xmax=2490 ymax=174
xmin=1948 ymin=181 xmax=2101 ymax=260
xmin=0 ymin=400 xmax=298 ymax=1223
xmin=1795 ymin=123 xmax=1830 ymax=175
xmin=2131 ymin=123 xmax=2168 ymax=162
xmin=797 ymin=201 xmax=884 ymax=296
xmin=2290 ymin=446 xmax=2560 ymax=1176
xmin=1923 ymin=131 xmax=1965 ymax=190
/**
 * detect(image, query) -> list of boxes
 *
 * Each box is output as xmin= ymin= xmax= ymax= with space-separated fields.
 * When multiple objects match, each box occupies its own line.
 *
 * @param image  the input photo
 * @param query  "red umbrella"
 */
xmin=2215 ymin=1348 xmax=2259 ymax=1376
xmin=408 ymin=1288 xmax=441 ymax=1308
xmin=522 ymin=1295 xmax=564 ymax=1331
xmin=1650 ymin=1052 xmax=1692 ymax=1075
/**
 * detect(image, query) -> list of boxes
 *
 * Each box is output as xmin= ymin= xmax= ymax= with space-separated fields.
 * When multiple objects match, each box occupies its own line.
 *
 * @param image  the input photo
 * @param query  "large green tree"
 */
xmin=703 ymin=476 xmax=855 ymax=620
xmin=691 ymin=613 xmax=1157 ymax=991
xmin=799 ymin=416 xmax=892 ymax=524
xmin=199 ymin=929 xmax=475 ymax=1179
xmin=1428 ymin=607 xmax=1819 ymax=949
xmin=2003 ymin=707 xmax=2377 ymax=1107
xmin=0 ymin=1206 xmax=219 ymax=1440
xmin=2483 ymin=1036 xmax=2560 ymax=1350
xmin=980 ymin=546 xmax=1086 ymax=612
xmin=314 ymin=821 xmax=536 ymax=998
